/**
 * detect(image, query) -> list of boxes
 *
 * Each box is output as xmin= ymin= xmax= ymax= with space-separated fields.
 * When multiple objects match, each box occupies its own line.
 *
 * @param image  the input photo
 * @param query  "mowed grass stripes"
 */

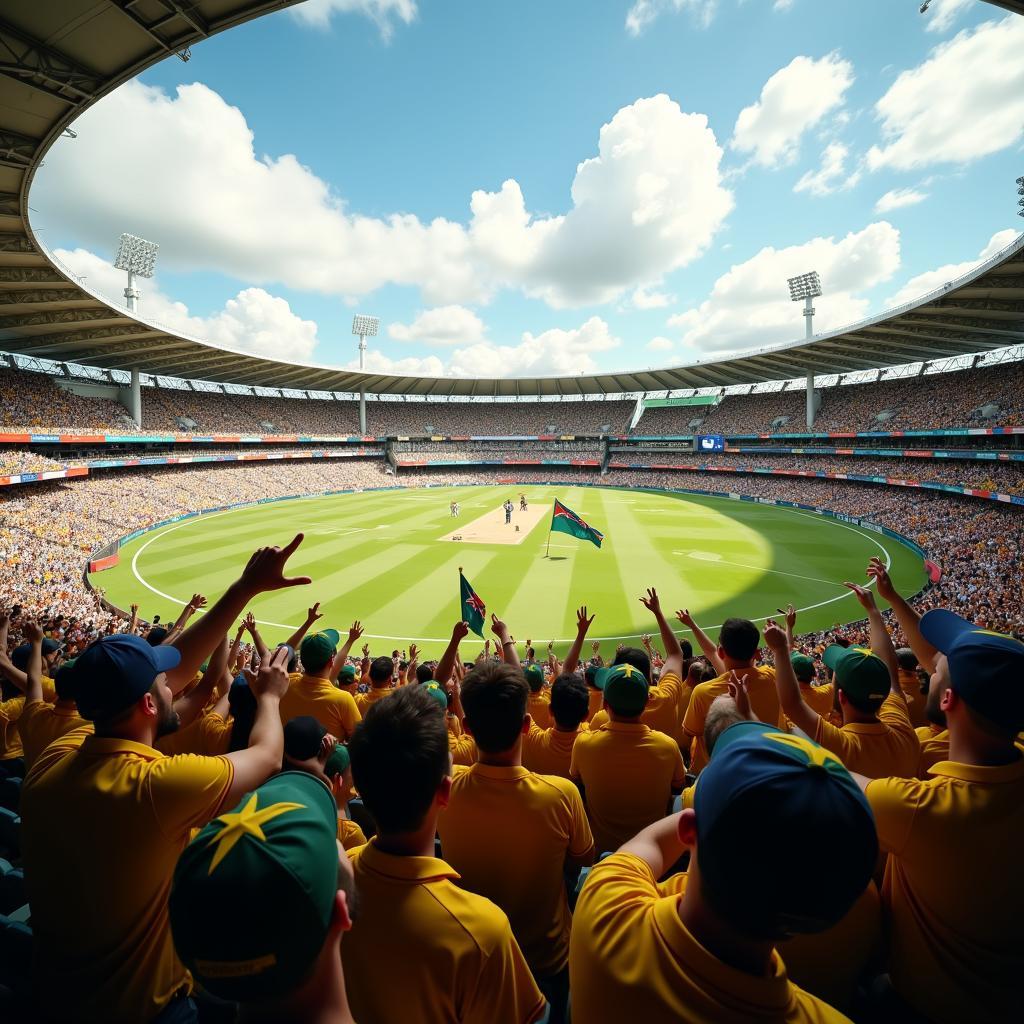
xmin=95 ymin=486 xmax=928 ymax=658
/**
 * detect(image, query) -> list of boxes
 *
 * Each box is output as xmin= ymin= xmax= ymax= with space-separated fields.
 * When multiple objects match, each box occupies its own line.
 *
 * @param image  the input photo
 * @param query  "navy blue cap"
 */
xmin=11 ymin=638 xmax=61 ymax=671
xmin=694 ymin=721 xmax=877 ymax=938
xmin=70 ymin=634 xmax=181 ymax=721
xmin=920 ymin=609 xmax=1024 ymax=731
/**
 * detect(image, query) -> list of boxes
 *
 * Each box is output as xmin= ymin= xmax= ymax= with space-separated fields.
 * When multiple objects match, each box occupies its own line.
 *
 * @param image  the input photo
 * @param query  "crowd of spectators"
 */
xmin=392 ymin=441 xmax=605 ymax=461
xmin=0 ymin=367 xmax=132 ymax=433
xmin=0 ymin=450 xmax=66 ymax=477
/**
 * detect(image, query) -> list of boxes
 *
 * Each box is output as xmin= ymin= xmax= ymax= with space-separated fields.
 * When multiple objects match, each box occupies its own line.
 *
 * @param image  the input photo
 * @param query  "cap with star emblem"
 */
xmin=693 ymin=721 xmax=877 ymax=940
xmin=823 ymin=644 xmax=890 ymax=704
xmin=595 ymin=662 xmax=649 ymax=717
xmin=299 ymin=629 xmax=340 ymax=673
xmin=169 ymin=771 xmax=341 ymax=1000
xmin=920 ymin=608 xmax=1024 ymax=731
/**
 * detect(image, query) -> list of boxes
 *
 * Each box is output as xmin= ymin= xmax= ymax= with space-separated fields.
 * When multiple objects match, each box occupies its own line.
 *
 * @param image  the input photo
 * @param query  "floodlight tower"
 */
xmin=113 ymin=232 xmax=159 ymax=313
xmin=1017 ymin=176 xmax=1024 ymax=218
xmin=788 ymin=270 xmax=823 ymax=429
xmin=352 ymin=314 xmax=379 ymax=434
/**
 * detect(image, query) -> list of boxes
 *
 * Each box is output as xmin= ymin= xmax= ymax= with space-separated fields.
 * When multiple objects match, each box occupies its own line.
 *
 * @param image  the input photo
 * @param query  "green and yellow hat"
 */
xmin=300 ymin=629 xmax=340 ymax=672
xmin=523 ymin=664 xmax=546 ymax=692
xmin=823 ymin=645 xmax=889 ymax=702
xmin=169 ymin=772 xmax=340 ymax=1001
xmin=596 ymin=662 xmax=649 ymax=717
xmin=422 ymin=681 xmax=449 ymax=710
xmin=790 ymin=653 xmax=816 ymax=684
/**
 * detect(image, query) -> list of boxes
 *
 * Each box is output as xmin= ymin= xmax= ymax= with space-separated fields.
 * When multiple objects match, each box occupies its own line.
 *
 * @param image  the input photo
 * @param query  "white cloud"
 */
xmin=773 ymin=0 xmax=795 ymax=10
xmin=923 ymin=0 xmax=972 ymax=33
xmin=873 ymin=187 xmax=928 ymax=214
xmin=41 ymin=84 xmax=732 ymax=313
xmin=625 ymin=0 xmax=717 ymax=36
xmin=794 ymin=142 xmax=857 ymax=197
xmin=667 ymin=222 xmax=902 ymax=353
xmin=885 ymin=229 xmax=1018 ymax=307
xmin=289 ymin=0 xmax=417 ymax=39
xmin=448 ymin=317 xmax=621 ymax=377
xmin=630 ymin=284 xmax=674 ymax=310
xmin=52 ymin=247 xmax=319 ymax=362
xmin=866 ymin=16 xmax=1024 ymax=171
xmin=731 ymin=53 xmax=854 ymax=168
xmin=388 ymin=306 xmax=486 ymax=346
xmin=646 ymin=336 xmax=675 ymax=352
xmin=350 ymin=350 xmax=445 ymax=376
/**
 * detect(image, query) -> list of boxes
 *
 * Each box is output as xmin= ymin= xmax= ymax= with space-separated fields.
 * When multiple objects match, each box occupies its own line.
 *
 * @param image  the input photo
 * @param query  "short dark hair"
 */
xmin=841 ymin=690 xmax=886 ymax=716
xmin=719 ymin=619 xmax=760 ymax=662
xmin=349 ymin=686 xmax=449 ymax=834
xmin=612 ymin=646 xmax=650 ymax=681
xmin=415 ymin=663 xmax=434 ymax=684
xmin=369 ymin=656 xmax=393 ymax=685
xmin=461 ymin=661 xmax=528 ymax=754
xmin=550 ymin=673 xmax=589 ymax=730
xmin=681 ymin=638 xmax=693 ymax=660
xmin=896 ymin=648 xmax=918 ymax=671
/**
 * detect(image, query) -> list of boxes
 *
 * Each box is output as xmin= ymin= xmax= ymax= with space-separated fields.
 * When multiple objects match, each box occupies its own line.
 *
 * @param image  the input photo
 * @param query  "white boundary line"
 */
xmin=127 ymin=491 xmax=898 ymax=643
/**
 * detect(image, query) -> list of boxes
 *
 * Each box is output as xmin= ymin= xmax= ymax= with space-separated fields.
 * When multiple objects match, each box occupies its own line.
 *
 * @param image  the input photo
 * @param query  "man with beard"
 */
xmin=20 ymin=536 xmax=309 ymax=1024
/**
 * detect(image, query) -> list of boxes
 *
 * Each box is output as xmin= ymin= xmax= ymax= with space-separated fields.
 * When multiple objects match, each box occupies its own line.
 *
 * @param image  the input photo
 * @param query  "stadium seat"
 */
xmin=0 ymin=915 xmax=33 ymax=993
xmin=0 ymin=867 xmax=26 ymax=915
xmin=0 ymin=809 xmax=20 ymax=858
xmin=0 ymin=777 xmax=22 ymax=813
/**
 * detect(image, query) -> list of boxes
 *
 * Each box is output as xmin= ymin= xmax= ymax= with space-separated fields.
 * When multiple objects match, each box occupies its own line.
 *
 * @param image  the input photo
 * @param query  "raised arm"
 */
xmin=164 ymin=594 xmax=207 ymax=645
xmin=491 ymin=614 xmax=520 ymax=668
xmin=563 ymin=606 xmax=595 ymax=675
xmin=844 ymin=581 xmax=902 ymax=701
xmin=405 ymin=643 xmax=419 ymax=687
xmin=329 ymin=621 xmax=364 ymax=683
xmin=173 ymin=634 xmax=229 ymax=728
xmin=640 ymin=588 xmax=684 ymax=679
xmin=168 ymin=534 xmax=311 ymax=692
xmin=676 ymin=608 xmax=725 ymax=676
xmin=866 ymin=557 xmax=938 ymax=674
xmin=782 ymin=604 xmax=797 ymax=648
xmin=244 ymin=613 xmax=270 ymax=667
xmin=764 ymin=618 xmax=819 ymax=737
xmin=284 ymin=602 xmax=323 ymax=653
xmin=619 ymin=812 xmax=687 ymax=876
xmin=435 ymin=621 xmax=471 ymax=686
xmin=22 ymin=621 xmax=44 ymax=706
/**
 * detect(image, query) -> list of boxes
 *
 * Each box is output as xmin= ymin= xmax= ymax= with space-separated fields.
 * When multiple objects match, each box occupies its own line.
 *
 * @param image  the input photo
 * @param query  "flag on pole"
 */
xmin=550 ymin=499 xmax=604 ymax=549
xmin=459 ymin=567 xmax=487 ymax=638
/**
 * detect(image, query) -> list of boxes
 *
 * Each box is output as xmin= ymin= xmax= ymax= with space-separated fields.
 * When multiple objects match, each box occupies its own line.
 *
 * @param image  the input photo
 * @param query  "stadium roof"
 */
xmin=1 ymin=0 xmax=1023 ymax=398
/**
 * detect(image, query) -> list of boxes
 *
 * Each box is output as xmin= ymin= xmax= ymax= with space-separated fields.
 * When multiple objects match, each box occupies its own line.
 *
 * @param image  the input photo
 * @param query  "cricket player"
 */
xmin=504 ymin=499 xmax=514 ymax=525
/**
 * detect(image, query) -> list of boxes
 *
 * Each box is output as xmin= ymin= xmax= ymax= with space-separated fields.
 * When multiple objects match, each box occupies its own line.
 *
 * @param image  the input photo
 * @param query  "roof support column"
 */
xmin=806 ymin=371 xmax=816 ymax=429
xmin=118 ymin=367 xmax=142 ymax=427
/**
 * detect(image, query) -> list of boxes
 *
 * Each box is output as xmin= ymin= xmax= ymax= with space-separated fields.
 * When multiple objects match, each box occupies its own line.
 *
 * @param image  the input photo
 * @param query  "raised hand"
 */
xmin=243 ymin=644 xmax=291 ymax=700
xmin=785 ymin=604 xmax=796 ymax=631
xmin=727 ymin=670 xmax=756 ymax=721
xmin=239 ymin=534 xmax=311 ymax=594
xmin=188 ymin=594 xmax=208 ymax=611
xmin=348 ymin=621 xmax=364 ymax=643
xmin=576 ymin=606 xmax=595 ymax=634
xmin=490 ymin=613 xmax=509 ymax=639
xmin=591 ymin=639 xmax=600 ymax=654
xmin=242 ymin=612 xmax=257 ymax=633
xmin=307 ymin=602 xmax=323 ymax=623
xmin=319 ymin=732 xmax=338 ymax=764
xmin=23 ymin=620 xmax=43 ymax=644
xmin=866 ymin=557 xmax=896 ymax=602
xmin=639 ymin=587 xmax=661 ymax=614
xmin=361 ymin=642 xmax=370 ymax=658
xmin=675 ymin=608 xmax=696 ymax=628
xmin=409 ymin=643 xmax=419 ymax=662
xmin=844 ymin=581 xmax=878 ymax=613
xmin=762 ymin=618 xmax=789 ymax=653
xmin=452 ymin=620 xmax=471 ymax=643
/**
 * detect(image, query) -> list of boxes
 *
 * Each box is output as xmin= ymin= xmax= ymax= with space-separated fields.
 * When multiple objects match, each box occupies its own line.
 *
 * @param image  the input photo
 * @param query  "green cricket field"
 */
xmin=90 ymin=484 xmax=927 ymax=657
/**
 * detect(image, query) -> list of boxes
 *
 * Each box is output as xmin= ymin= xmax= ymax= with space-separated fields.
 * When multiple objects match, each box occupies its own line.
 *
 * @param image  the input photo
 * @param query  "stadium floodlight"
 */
xmin=113 ymin=232 xmax=159 ymax=313
xmin=787 ymin=271 xmax=822 ymax=340
xmin=351 ymin=314 xmax=379 ymax=434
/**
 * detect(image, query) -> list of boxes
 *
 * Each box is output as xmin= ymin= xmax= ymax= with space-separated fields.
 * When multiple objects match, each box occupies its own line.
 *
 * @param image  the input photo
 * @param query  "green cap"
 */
xmin=339 ymin=663 xmax=357 ymax=682
xmin=300 ymin=629 xmax=340 ymax=672
xmin=169 ymin=772 xmax=340 ymax=1001
xmin=422 ymin=681 xmax=449 ymax=710
xmin=523 ymin=664 xmax=545 ymax=692
xmin=791 ymin=653 xmax=816 ymax=684
xmin=324 ymin=744 xmax=350 ymax=778
xmin=596 ymin=663 xmax=649 ymax=717
xmin=823 ymin=645 xmax=889 ymax=703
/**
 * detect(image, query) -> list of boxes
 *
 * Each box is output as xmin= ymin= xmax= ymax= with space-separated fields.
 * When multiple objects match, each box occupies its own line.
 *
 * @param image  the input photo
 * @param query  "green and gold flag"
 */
xmin=459 ymin=568 xmax=487 ymax=638
xmin=550 ymin=499 xmax=604 ymax=549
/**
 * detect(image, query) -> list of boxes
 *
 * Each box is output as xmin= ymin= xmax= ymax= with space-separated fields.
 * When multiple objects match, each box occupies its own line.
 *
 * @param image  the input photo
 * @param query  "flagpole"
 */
xmin=545 ymin=504 xmax=553 ymax=558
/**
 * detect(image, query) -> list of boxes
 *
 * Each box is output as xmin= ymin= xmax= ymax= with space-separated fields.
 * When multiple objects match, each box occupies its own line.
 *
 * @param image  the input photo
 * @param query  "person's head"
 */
xmin=683 ymin=723 xmax=877 ymax=942
xmin=597 ymin=662 xmax=649 ymax=720
xmin=283 ymin=716 xmax=329 ymax=776
xmin=681 ymin=638 xmax=693 ymax=661
xmin=349 ymin=685 xmax=451 ymax=836
xmin=584 ymin=663 xmax=601 ymax=691
xmin=823 ymin=645 xmax=889 ymax=716
xmin=228 ymin=676 xmax=258 ymax=751
xmin=65 ymin=633 xmax=181 ymax=739
xmin=338 ymin=663 xmax=357 ymax=687
xmin=415 ymin=663 xmax=434 ymax=685
xmin=717 ymin=618 xmax=760 ymax=667
xmin=52 ymin=657 xmax=78 ymax=704
xmin=145 ymin=626 xmax=169 ymax=647
xmin=368 ymin=656 xmax=393 ymax=687
xmin=12 ymin=637 xmax=63 ymax=674
xmin=299 ymin=629 xmax=339 ymax=675
xmin=170 ymin=772 xmax=356 ymax=1009
xmin=612 ymin=645 xmax=651 ymax=682
xmin=896 ymin=648 xmax=918 ymax=672
xmin=920 ymin=609 xmax=1024 ymax=745
xmin=550 ymin=673 xmax=589 ymax=730
xmin=523 ymin=663 xmax=545 ymax=694
xmin=704 ymin=694 xmax=746 ymax=756
xmin=790 ymin=653 xmax=816 ymax=686
xmin=460 ymin=661 xmax=529 ymax=754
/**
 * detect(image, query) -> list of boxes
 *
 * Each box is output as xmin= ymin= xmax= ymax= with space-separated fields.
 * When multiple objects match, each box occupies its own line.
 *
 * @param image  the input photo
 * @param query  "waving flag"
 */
xmin=550 ymin=499 xmax=604 ymax=549
xmin=459 ymin=567 xmax=487 ymax=638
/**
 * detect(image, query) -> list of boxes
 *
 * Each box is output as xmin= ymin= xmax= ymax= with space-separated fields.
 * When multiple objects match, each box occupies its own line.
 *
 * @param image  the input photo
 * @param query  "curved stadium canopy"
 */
xmin=0 ymin=0 xmax=1022 ymax=397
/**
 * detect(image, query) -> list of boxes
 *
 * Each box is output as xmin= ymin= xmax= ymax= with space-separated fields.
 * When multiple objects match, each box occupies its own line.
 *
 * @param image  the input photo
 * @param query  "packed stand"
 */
xmin=0 ymin=367 xmax=132 ymax=433
xmin=0 ymin=450 xmax=67 ymax=477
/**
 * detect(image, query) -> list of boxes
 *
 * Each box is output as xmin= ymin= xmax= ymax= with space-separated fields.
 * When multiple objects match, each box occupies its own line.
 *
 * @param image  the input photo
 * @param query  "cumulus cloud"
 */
xmin=794 ymin=142 xmax=858 ymax=197
xmin=350 ymin=350 xmax=445 ymax=376
xmin=52 ymin=247 xmax=319 ymax=362
xmin=922 ymin=0 xmax=972 ymax=34
xmin=731 ymin=53 xmax=854 ymax=168
xmin=866 ymin=16 xmax=1024 ymax=171
xmin=630 ymin=284 xmax=675 ymax=310
xmin=646 ymin=336 xmax=675 ymax=352
xmin=40 ymin=84 xmax=732 ymax=313
xmin=625 ymin=0 xmax=717 ymax=36
xmin=388 ymin=306 xmax=486 ymax=346
xmin=667 ymin=222 xmax=902 ymax=353
xmin=874 ymin=187 xmax=928 ymax=214
xmin=884 ymin=229 xmax=1018 ymax=307
xmin=288 ymin=0 xmax=417 ymax=39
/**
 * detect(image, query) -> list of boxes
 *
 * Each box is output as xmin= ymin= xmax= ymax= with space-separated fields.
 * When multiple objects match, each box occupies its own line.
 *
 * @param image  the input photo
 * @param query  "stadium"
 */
xmin=0 ymin=1 xmax=1022 ymax=1022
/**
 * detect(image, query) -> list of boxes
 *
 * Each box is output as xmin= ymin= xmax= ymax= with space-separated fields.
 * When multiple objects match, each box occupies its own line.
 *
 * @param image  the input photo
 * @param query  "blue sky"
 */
xmin=34 ymin=0 xmax=1024 ymax=378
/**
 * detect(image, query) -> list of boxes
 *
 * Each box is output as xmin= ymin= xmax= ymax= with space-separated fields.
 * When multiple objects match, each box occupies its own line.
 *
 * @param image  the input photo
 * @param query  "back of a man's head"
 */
xmin=415 ymin=663 xmax=434 ymax=685
xmin=718 ymin=618 xmax=760 ymax=665
xmin=369 ymin=656 xmax=393 ymax=687
xmin=612 ymin=645 xmax=651 ymax=682
xmin=349 ymin=685 xmax=449 ymax=835
xmin=704 ymin=695 xmax=746 ymax=756
xmin=896 ymin=647 xmax=918 ymax=671
xmin=461 ymin=661 xmax=528 ymax=754
xmin=550 ymin=673 xmax=589 ymax=730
